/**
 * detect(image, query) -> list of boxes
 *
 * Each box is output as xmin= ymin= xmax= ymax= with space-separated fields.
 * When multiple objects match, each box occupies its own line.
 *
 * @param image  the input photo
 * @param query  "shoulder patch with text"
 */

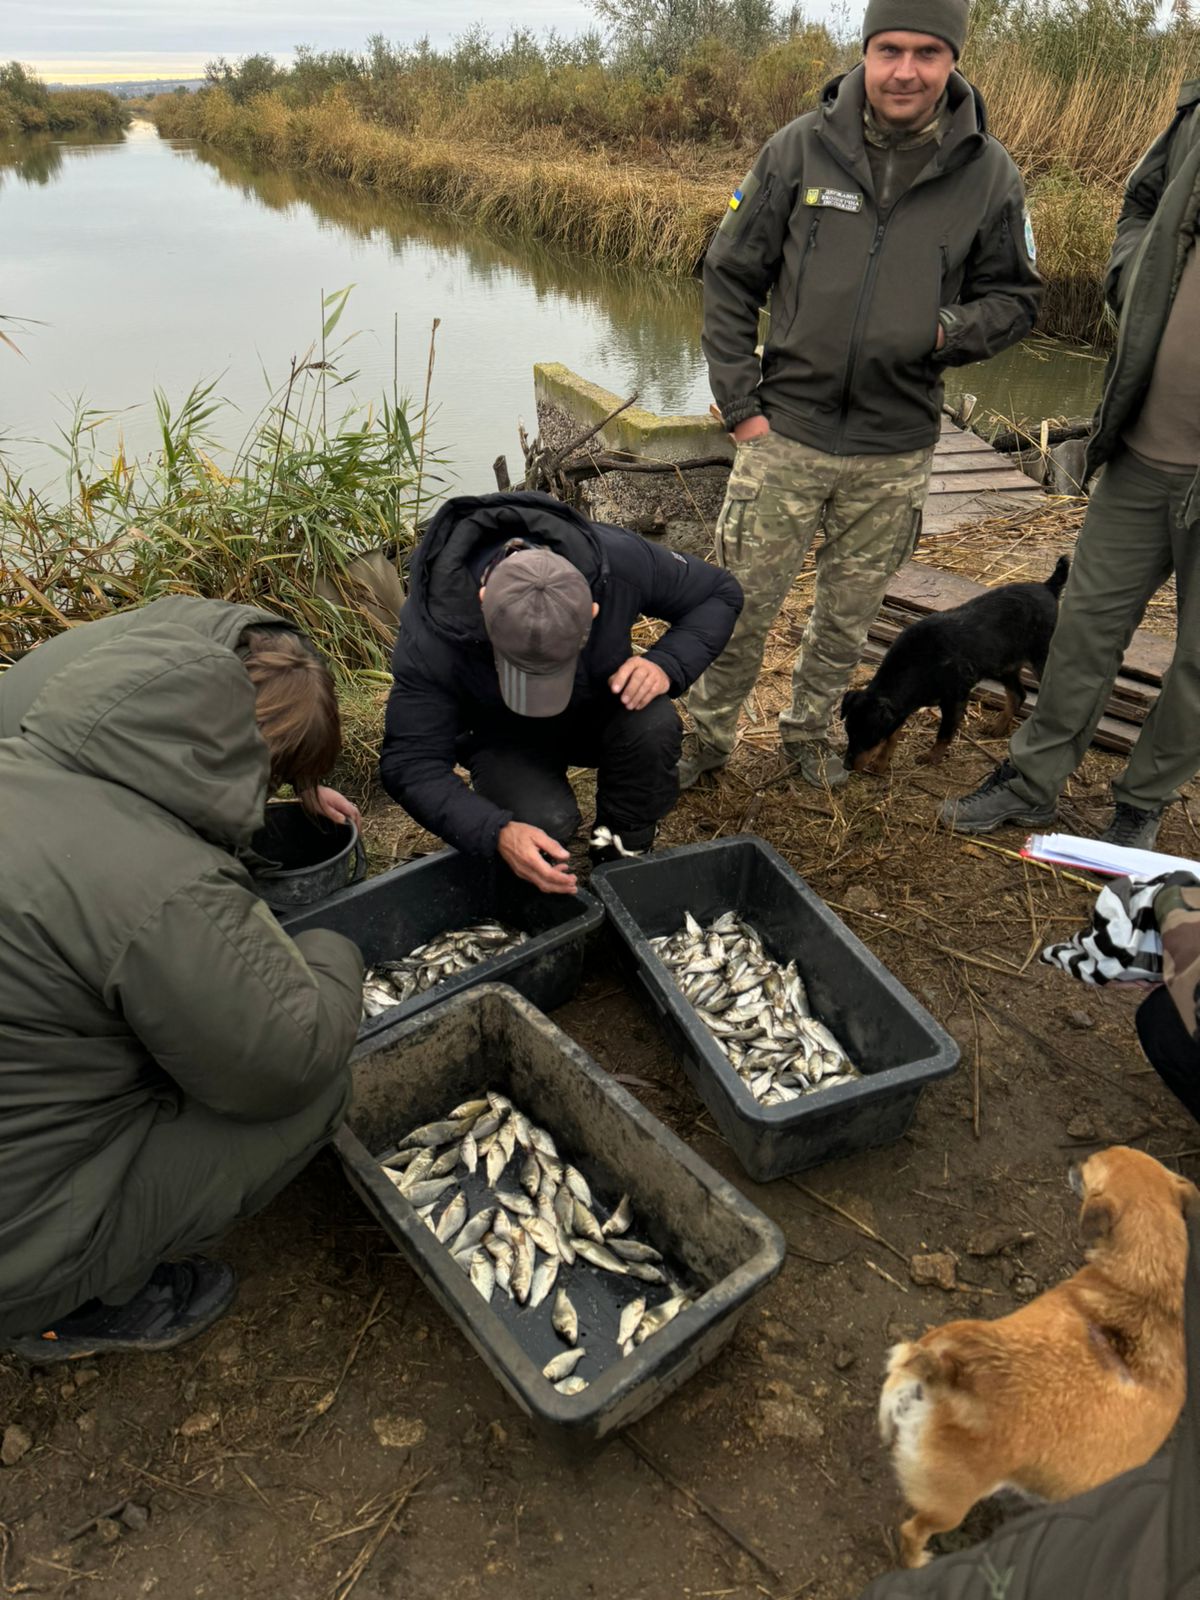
xmin=803 ymin=187 xmax=862 ymax=213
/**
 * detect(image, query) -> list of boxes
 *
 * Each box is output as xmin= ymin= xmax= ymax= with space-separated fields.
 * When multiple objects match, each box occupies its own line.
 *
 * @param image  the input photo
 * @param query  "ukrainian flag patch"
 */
xmin=728 ymin=188 xmax=743 ymax=211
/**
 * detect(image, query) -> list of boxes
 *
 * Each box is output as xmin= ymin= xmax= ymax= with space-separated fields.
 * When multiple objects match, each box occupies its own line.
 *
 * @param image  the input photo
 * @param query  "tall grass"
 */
xmin=142 ymin=5 xmax=1200 ymax=342
xmin=0 ymin=333 xmax=427 ymax=682
xmin=0 ymin=61 xmax=125 ymax=135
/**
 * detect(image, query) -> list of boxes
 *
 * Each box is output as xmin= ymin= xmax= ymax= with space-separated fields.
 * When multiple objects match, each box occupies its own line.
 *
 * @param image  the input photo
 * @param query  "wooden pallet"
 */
xmin=925 ymin=421 xmax=1044 ymax=536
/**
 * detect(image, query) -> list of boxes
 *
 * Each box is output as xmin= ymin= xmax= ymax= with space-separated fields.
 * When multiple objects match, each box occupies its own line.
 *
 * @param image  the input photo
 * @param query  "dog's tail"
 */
xmin=1045 ymin=555 xmax=1070 ymax=599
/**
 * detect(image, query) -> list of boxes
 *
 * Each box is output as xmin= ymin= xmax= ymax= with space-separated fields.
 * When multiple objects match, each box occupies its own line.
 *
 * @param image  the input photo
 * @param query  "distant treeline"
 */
xmin=142 ymin=0 xmax=1200 ymax=342
xmin=1 ymin=62 xmax=126 ymax=135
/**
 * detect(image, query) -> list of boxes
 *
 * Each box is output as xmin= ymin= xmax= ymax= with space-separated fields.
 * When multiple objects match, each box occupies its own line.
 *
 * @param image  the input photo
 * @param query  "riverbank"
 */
xmin=142 ymin=13 xmax=1198 ymax=344
xmin=0 ymin=61 xmax=125 ymax=136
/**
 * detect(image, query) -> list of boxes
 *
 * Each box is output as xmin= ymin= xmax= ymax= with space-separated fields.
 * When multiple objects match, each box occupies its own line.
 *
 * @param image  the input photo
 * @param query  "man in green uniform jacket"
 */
xmin=944 ymin=80 xmax=1200 ymax=848
xmin=0 ymin=598 xmax=363 ymax=1360
xmin=681 ymin=0 xmax=1041 ymax=791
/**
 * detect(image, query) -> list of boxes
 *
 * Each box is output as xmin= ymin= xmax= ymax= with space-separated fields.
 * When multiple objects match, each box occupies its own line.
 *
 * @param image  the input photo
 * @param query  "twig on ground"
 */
xmin=332 ymin=1468 xmax=431 ymax=1600
xmin=865 ymin=1259 xmax=908 ymax=1294
xmin=786 ymin=1181 xmax=907 ymax=1263
xmin=622 ymin=1434 xmax=784 ymax=1584
xmin=290 ymin=1286 xmax=386 ymax=1443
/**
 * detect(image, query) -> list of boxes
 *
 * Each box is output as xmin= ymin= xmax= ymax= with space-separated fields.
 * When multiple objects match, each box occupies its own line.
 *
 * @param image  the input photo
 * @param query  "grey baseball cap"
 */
xmin=481 ymin=547 xmax=594 ymax=717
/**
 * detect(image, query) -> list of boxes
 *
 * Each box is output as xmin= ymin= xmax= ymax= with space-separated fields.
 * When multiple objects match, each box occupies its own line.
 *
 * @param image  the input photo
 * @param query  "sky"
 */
xmin=5 ymin=0 xmax=603 ymax=83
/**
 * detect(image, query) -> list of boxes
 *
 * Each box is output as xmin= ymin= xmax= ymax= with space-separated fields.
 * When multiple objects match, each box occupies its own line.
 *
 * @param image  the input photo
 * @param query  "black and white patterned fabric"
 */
xmin=1041 ymin=872 xmax=1200 ymax=986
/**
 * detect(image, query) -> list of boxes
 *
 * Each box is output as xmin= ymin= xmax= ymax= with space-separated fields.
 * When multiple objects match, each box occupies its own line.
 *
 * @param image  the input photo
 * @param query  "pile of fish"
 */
xmin=362 ymin=922 xmax=528 ymax=1018
xmin=381 ymin=1090 xmax=693 ymax=1396
xmin=648 ymin=911 xmax=861 ymax=1106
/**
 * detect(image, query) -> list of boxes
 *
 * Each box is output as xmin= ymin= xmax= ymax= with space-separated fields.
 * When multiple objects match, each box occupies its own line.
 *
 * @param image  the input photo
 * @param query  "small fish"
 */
xmin=529 ymin=1257 xmax=559 ymax=1308
xmin=554 ymin=1185 xmax=576 ymax=1238
xmin=470 ymin=1111 xmax=502 ymax=1141
xmin=451 ymin=1209 xmax=494 ymax=1255
xmin=511 ymin=1230 xmax=534 ymax=1304
xmin=380 ymin=1147 xmax=419 ymax=1171
xmin=497 ymin=1119 xmax=517 ymax=1163
xmin=469 ymin=1251 xmax=495 ymax=1303
xmin=449 ymin=1097 xmax=490 ymax=1121
xmin=510 ymin=1109 xmax=532 ymax=1148
xmin=618 ymin=1297 xmax=647 ymax=1346
xmin=607 ymin=1237 xmax=661 ymax=1263
xmin=429 ymin=1144 xmax=462 ymax=1178
xmin=495 ymin=1189 xmax=535 ymax=1218
xmin=362 ymin=981 xmax=398 ymax=1018
xmin=529 ymin=1125 xmax=558 ymax=1161
xmin=485 ymin=1140 xmax=508 ymax=1188
xmin=621 ymin=1338 xmax=634 ymax=1358
xmin=624 ymin=1262 xmax=667 ymax=1284
xmin=564 ymin=1166 xmax=593 ymax=1207
xmin=402 ymin=1117 xmax=471 ymax=1150
xmin=537 ymin=1153 xmax=564 ymax=1185
xmin=487 ymin=1091 xmax=513 ymax=1118
xmin=543 ymin=1348 xmax=587 ymax=1381
xmin=406 ymin=1177 xmax=456 ymax=1208
xmin=492 ymin=1209 xmax=514 ymax=1242
xmin=435 ymin=1191 xmax=468 ymax=1242
xmin=635 ymin=1295 xmax=688 ymax=1344
xmin=573 ymin=1239 xmax=628 ymax=1275
xmin=520 ymin=1151 xmax=542 ymax=1198
xmin=572 ymin=1199 xmax=606 ymax=1245
xmin=397 ymin=1148 xmax=435 ymax=1191
xmin=602 ymin=1194 xmax=633 ymax=1236
xmin=524 ymin=1217 xmax=561 ymax=1258
xmin=554 ymin=1376 xmax=589 ymax=1396
xmin=551 ymin=1288 xmax=579 ymax=1345
xmin=461 ymin=1130 xmax=478 ymax=1175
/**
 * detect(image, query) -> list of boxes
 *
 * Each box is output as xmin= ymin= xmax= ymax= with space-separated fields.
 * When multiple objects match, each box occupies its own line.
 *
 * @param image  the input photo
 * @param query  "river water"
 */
xmin=1 ymin=119 xmax=1107 ymax=498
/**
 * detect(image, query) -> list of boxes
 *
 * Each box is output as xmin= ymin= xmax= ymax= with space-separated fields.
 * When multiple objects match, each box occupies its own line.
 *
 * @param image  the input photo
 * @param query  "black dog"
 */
xmin=840 ymin=556 xmax=1070 ymax=775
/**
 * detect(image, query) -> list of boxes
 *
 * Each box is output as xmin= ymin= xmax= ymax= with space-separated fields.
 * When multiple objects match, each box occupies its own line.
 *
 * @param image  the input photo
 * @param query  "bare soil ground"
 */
xmin=2 ymin=516 xmax=1196 ymax=1600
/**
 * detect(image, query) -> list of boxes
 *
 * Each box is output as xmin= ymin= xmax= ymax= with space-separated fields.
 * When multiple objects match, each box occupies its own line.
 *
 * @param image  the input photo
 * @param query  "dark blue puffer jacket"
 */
xmin=379 ymin=491 xmax=743 ymax=856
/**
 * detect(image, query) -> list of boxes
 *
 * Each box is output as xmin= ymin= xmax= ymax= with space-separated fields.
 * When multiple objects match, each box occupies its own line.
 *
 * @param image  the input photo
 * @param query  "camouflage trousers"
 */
xmin=688 ymin=431 xmax=934 ymax=756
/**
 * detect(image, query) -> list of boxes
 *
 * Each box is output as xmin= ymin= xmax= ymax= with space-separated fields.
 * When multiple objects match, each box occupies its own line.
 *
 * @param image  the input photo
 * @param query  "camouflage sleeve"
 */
xmin=1154 ymin=883 xmax=1200 ymax=1039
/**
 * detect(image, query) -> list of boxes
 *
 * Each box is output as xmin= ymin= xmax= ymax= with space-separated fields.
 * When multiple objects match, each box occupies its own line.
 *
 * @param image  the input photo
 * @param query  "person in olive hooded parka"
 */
xmin=0 ymin=597 xmax=363 ymax=1361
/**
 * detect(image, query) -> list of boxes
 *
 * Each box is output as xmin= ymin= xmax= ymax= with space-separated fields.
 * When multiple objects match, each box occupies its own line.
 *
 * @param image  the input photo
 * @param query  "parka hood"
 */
xmin=20 ymin=622 xmax=271 ymax=850
xmin=406 ymin=491 xmax=607 ymax=646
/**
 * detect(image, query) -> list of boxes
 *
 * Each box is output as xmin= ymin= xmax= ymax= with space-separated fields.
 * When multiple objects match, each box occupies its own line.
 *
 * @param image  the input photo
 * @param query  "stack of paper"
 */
xmin=1022 ymin=832 xmax=1200 ymax=879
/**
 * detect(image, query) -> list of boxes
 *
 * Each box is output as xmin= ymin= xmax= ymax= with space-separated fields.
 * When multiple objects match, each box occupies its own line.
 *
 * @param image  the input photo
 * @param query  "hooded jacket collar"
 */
xmin=406 ymin=491 xmax=608 ymax=646
xmin=817 ymin=64 xmax=988 ymax=189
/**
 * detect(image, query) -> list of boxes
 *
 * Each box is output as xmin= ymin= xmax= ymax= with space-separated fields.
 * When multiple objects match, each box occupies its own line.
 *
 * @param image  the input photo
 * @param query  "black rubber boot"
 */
xmin=3 ymin=1258 xmax=237 ymax=1363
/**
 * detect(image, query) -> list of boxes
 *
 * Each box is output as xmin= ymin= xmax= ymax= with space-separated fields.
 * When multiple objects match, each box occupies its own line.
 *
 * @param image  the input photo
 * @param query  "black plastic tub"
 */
xmin=283 ymin=848 xmax=604 ymax=1038
xmin=249 ymin=801 xmax=366 ymax=913
xmin=591 ymin=835 xmax=959 ymax=1182
xmin=336 ymin=983 xmax=785 ymax=1445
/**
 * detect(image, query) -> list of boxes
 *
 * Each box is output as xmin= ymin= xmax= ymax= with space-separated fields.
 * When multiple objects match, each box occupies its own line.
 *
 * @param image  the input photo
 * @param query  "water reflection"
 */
xmin=0 ymin=128 xmax=125 ymax=190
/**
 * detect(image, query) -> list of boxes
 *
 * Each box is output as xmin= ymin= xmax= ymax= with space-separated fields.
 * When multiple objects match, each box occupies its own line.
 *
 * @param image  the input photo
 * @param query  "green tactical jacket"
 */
xmin=702 ymin=66 xmax=1041 ymax=456
xmin=857 ymin=1205 xmax=1200 ymax=1600
xmin=1087 ymin=79 xmax=1200 ymax=521
xmin=0 ymin=598 xmax=363 ymax=1333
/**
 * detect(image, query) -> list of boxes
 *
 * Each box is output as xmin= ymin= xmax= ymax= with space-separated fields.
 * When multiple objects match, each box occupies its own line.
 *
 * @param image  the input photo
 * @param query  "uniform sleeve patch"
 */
xmin=1024 ymin=209 xmax=1037 ymax=262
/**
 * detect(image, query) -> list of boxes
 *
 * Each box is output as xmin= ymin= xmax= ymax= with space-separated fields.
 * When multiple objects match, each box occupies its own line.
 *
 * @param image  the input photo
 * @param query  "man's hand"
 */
xmin=302 ymin=785 xmax=362 ymax=827
xmin=609 ymin=656 xmax=670 ymax=711
xmin=732 ymin=415 xmax=771 ymax=444
xmin=497 ymin=821 xmax=577 ymax=895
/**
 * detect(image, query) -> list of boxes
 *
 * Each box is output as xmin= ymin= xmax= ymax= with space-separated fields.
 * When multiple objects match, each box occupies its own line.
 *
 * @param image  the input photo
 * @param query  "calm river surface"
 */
xmin=1 ymin=119 xmax=1107 ymax=497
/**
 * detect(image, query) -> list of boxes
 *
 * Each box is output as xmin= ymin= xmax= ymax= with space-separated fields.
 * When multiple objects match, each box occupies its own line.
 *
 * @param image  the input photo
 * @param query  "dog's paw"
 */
xmin=916 ymin=744 xmax=949 ymax=767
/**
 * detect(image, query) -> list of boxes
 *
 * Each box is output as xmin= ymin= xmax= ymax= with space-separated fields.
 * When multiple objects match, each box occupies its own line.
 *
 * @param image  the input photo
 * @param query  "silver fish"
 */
xmin=470 ymin=1111 xmax=502 ymax=1141
xmin=449 ymin=1097 xmax=490 ymax=1121
xmin=510 ymin=1109 xmax=532 ymax=1149
xmin=487 ymin=1091 xmax=513 ymax=1118
xmin=563 ymin=1166 xmax=593 ymax=1207
xmin=485 ymin=1140 xmax=508 ymax=1188
xmin=511 ymin=1229 xmax=534 ymax=1304
xmin=469 ymin=1251 xmax=495 ymax=1303
xmin=520 ymin=1151 xmax=542 ymax=1198
xmin=380 ymin=1147 xmax=419 ymax=1171
xmin=529 ymin=1257 xmax=559 ymax=1308
xmin=624 ymin=1261 xmax=667 ymax=1284
xmin=429 ymin=1144 xmax=462 ymax=1178
xmin=618 ymin=1297 xmax=647 ymax=1346
xmin=495 ymin=1189 xmax=535 ymax=1218
xmin=573 ymin=1240 xmax=628 ymax=1275
xmin=554 ymin=1376 xmax=589 ymax=1396
xmin=497 ymin=1119 xmax=517 ymax=1164
xmin=492 ymin=1209 xmax=514 ymax=1242
xmin=635 ymin=1294 xmax=688 ymax=1344
xmin=461 ymin=1130 xmax=478 ymax=1175
xmin=405 ymin=1177 xmax=456 ymax=1208
xmin=524 ymin=1217 xmax=561 ymax=1258
xmin=435 ymin=1191 xmax=468 ymax=1243
xmin=401 ymin=1117 xmax=471 ymax=1149
xmin=551 ymin=1288 xmax=579 ymax=1345
xmin=451 ymin=1209 xmax=494 ymax=1255
xmin=543 ymin=1348 xmax=587 ymax=1381
xmin=397 ymin=1148 xmax=435 ymax=1191
xmin=572 ymin=1199 xmax=606 ymax=1245
xmin=602 ymin=1194 xmax=633 ymax=1237
xmin=554 ymin=1185 xmax=576 ymax=1239
xmin=529 ymin=1125 xmax=558 ymax=1161
xmin=362 ymin=981 xmax=398 ymax=1018
xmin=607 ymin=1237 xmax=661 ymax=1263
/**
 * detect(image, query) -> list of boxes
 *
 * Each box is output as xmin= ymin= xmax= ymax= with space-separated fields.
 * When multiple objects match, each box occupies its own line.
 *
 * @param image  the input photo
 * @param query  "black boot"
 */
xmin=3 ymin=1258 xmax=237 ymax=1363
xmin=1100 ymin=802 xmax=1164 ymax=851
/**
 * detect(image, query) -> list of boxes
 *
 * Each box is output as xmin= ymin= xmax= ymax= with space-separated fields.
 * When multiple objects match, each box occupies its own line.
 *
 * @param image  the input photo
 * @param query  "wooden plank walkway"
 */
xmin=925 ymin=420 xmax=1043 ymax=536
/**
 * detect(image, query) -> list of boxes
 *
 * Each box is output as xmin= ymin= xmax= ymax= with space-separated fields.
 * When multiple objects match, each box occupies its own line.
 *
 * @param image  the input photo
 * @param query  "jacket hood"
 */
xmin=1180 ymin=78 xmax=1200 ymax=109
xmin=19 ymin=621 xmax=270 ymax=850
xmin=818 ymin=65 xmax=987 ymax=174
xmin=406 ymin=491 xmax=608 ymax=646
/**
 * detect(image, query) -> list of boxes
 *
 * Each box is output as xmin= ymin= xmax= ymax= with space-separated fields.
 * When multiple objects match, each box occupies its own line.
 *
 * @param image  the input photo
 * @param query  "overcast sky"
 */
xmin=8 ymin=1 xmax=605 ymax=82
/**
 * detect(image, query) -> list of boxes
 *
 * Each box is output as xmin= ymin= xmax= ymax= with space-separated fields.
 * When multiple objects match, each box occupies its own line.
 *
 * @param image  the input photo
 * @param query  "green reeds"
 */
xmin=0 ymin=336 xmax=430 ymax=685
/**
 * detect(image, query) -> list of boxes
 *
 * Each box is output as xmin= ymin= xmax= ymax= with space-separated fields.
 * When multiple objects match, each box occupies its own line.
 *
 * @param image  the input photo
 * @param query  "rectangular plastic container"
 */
xmin=336 ymin=983 xmax=786 ymax=1446
xmin=283 ymin=848 xmax=604 ymax=1038
xmin=591 ymin=835 xmax=959 ymax=1182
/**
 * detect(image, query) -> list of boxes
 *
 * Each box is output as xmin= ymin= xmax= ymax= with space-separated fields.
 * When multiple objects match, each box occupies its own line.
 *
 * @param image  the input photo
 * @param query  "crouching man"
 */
xmin=0 ymin=598 xmax=363 ymax=1360
xmin=380 ymin=491 xmax=743 ymax=890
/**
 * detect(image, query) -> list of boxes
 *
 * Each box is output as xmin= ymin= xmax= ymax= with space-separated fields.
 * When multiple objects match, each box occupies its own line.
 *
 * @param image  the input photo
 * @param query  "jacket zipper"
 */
xmin=834 ymin=213 xmax=889 ymax=453
xmin=773 ymin=218 xmax=821 ymax=352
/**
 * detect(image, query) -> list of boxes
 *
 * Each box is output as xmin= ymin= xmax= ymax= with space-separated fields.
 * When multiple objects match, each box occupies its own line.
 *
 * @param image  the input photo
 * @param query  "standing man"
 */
xmin=680 ymin=0 xmax=1041 ymax=791
xmin=943 ymin=81 xmax=1200 ymax=849
xmin=380 ymin=490 xmax=742 ymax=890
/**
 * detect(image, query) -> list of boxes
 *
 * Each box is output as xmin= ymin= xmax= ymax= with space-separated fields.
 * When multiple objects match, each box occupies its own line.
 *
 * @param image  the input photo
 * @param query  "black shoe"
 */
xmin=3 ymin=1258 xmax=237 ymax=1363
xmin=939 ymin=759 xmax=1057 ymax=835
xmin=1100 ymin=802 xmax=1164 ymax=851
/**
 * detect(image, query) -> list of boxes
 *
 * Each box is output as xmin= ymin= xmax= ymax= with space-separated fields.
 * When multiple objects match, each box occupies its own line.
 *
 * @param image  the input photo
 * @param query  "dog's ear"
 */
xmin=840 ymin=690 xmax=862 ymax=722
xmin=1176 ymin=1174 xmax=1200 ymax=1216
xmin=1080 ymin=1192 xmax=1119 ymax=1244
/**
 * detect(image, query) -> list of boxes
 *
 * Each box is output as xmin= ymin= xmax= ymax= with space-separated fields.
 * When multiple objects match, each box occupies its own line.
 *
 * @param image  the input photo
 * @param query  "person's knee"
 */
xmin=606 ymin=698 xmax=682 ymax=761
xmin=515 ymin=790 xmax=581 ymax=846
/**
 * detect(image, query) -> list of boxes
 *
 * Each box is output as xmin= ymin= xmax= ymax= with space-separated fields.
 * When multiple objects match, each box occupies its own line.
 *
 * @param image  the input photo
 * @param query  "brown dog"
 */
xmin=878 ymin=1146 xmax=1196 ymax=1568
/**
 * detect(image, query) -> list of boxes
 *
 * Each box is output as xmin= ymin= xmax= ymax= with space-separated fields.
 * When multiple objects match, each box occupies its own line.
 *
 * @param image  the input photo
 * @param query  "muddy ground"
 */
xmin=2 ymin=529 xmax=1197 ymax=1600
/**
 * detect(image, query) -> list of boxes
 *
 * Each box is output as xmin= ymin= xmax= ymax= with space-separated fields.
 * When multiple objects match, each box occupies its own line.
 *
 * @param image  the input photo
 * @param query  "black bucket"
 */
xmin=248 ymin=802 xmax=367 ymax=913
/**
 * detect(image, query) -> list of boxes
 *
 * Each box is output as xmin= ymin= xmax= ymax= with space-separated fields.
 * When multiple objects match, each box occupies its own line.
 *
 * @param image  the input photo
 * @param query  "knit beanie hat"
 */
xmin=862 ymin=0 xmax=969 ymax=57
